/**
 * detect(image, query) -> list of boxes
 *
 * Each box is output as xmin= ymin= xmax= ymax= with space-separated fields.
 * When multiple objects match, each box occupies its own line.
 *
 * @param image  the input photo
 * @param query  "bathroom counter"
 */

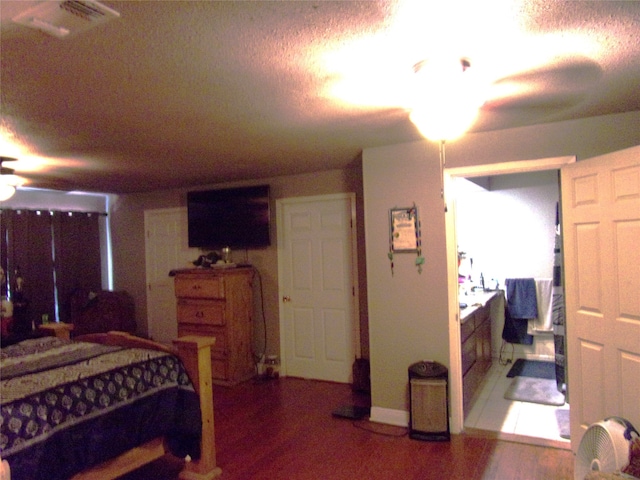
xmin=460 ymin=290 xmax=500 ymax=323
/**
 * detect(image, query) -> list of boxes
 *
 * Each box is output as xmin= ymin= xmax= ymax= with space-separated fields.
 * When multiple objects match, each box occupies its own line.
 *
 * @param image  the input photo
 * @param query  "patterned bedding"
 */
xmin=1 ymin=336 xmax=201 ymax=480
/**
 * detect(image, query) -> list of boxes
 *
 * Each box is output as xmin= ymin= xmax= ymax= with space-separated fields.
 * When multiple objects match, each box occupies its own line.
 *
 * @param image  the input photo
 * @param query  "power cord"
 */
xmin=350 ymin=420 xmax=408 ymax=438
xmin=250 ymin=266 xmax=268 ymax=372
xmin=498 ymin=339 xmax=514 ymax=366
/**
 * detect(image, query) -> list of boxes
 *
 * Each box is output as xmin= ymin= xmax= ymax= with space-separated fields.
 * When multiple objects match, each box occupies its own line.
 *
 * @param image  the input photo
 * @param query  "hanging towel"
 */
xmin=528 ymin=278 xmax=554 ymax=335
xmin=502 ymin=278 xmax=537 ymax=345
xmin=505 ymin=278 xmax=538 ymax=319
xmin=502 ymin=309 xmax=534 ymax=345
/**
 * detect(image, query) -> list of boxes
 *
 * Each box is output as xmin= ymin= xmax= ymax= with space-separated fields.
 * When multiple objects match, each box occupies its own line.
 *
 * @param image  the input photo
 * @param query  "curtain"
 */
xmin=4 ymin=210 xmax=56 ymax=328
xmin=552 ymin=201 xmax=567 ymax=396
xmin=0 ymin=209 xmax=102 ymax=328
xmin=53 ymin=211 xmax=102 ymax=323
xmin=0 ymin=210 xmax=8 ymax=294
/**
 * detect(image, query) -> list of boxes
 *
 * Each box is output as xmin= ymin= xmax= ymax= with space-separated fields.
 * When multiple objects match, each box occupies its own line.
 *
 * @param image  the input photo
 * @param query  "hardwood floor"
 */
xmin=121 ymin=377 xmax=575 ymax=480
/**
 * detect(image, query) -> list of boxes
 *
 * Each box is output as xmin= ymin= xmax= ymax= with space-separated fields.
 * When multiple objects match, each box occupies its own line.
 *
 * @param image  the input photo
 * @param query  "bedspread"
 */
xmin=1 ymin=336 xmax=201 ymax=480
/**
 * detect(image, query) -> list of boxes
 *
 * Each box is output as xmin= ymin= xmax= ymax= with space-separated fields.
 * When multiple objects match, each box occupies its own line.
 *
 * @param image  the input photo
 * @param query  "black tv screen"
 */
xmin=187 ymin=185 xmax=271 ymax=249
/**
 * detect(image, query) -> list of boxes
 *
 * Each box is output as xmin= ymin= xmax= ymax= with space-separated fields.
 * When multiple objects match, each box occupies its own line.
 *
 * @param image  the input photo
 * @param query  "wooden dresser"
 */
xmin=174 ymin=267 xmax=255 ymax=386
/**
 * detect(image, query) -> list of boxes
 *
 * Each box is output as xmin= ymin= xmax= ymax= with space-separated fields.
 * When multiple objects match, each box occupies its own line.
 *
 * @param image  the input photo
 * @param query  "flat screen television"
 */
xmin=187 ymin=185 xmax=271 ymax=249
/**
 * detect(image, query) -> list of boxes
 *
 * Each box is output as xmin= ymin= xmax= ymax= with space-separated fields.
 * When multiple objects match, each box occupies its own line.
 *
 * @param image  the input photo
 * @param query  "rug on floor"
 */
xmin=506 ymin=358 xmax=556 ymax=379
xmin=555 ymin=409 xmax=570 ymax=439
xmin=504 ymin=376 xmax=566 ymax=406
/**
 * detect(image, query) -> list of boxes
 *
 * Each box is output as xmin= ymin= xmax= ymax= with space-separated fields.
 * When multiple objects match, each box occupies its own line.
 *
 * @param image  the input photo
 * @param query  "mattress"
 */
xmin=1 ymin=336 xmax=201 ymax=480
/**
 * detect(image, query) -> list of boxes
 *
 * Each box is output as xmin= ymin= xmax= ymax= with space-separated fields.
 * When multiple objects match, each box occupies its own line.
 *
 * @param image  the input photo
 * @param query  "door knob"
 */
xmin=282 ymin=296 xmax=291 ymax=303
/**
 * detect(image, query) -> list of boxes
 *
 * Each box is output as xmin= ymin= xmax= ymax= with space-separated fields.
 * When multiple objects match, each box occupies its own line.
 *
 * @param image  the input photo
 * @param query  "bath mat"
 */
xmin=555 ymin=409 xmax=570 ymax=439
xmin=506 ymin=359 xmax=555 ymax=380
xmin=504 ymin=377 xmax=565 ymax=406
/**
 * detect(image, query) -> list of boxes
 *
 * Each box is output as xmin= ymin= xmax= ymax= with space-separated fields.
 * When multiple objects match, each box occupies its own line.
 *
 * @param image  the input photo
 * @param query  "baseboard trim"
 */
xmin=492 ymin=353 xmax=556 ymax=362
xmin=463 ymin=427 xmax=571 ymax=451
xmin=523 ymin=354 xmax=555 ymax=361
xmin=369 ymin=406 xmax=409 ymax=427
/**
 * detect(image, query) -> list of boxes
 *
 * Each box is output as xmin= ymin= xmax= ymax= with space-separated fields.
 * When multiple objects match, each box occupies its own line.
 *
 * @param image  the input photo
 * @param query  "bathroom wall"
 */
xmin=454 ymin=169 xmax=559 ymax=360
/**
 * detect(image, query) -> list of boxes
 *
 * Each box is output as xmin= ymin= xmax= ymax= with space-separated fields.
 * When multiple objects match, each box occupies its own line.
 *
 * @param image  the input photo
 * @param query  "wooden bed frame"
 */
xmin=39 ymin=323 xmax=222 ymax=480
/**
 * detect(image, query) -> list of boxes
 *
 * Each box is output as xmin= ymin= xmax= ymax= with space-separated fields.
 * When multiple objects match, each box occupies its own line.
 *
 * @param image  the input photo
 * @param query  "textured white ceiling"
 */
xmin=1 ymin=0 xmax=639 ymax=193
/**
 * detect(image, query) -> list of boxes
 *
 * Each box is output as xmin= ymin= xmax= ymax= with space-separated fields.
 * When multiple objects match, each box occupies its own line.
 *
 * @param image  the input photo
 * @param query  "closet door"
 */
xmin=277 ymin=194 xmax=358 ymax=383
xmin=144 ymin=208 xmax=199 ymax=343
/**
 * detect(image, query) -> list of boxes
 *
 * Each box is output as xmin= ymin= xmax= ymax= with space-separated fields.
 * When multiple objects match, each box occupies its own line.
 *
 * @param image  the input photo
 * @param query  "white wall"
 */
xmin=363 ymin=140 xmax=449 ymax=424
xmin=110 ymin=166 xmax=368 ymax=354
xmin=455 ymin=170 xmax=558 ymax=285
xmin=363 ymin=111 xmax=640 ymax=420
xmin=454 ymin=170 xmax=559 ymax=360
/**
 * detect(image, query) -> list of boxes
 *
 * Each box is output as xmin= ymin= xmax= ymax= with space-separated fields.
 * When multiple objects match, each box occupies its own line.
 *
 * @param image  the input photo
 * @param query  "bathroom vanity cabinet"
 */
xmin=460 ymin=291 xmax=502 ymax=416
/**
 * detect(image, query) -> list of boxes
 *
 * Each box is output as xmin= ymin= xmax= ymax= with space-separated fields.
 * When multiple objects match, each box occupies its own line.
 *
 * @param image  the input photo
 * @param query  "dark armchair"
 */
xmin=69 ymin=289 xmax=136 ymax=336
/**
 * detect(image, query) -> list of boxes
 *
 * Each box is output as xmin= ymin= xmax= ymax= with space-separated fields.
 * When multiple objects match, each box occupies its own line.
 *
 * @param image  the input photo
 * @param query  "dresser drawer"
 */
xmin=174 ymin=275 xmax=225 ymax=299
xmin=475 ymin=304 xmax=490 ymax=324
xmin=177 ymin=299 xmax=225 ymax=326
xmin=461 ymin=335 xmax=477 ymax=376
xmin=174 ymin=269 xmax=254 ymax=386
xmin=178 ymin=324 xmax=227 ymax=353
xmin=460 ymin=315 xmax=475 ymax=343
xmin=211 ymin=357 xmax=228 ymax=380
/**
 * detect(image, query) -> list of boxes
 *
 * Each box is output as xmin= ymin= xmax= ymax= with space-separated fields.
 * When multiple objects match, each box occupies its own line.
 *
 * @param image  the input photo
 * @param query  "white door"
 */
xmin=144 ymin=208 xmax=199 ymax=344
xmin=277 ymin=194 xmax=358 ymax=383
xmin=561 ymin=145 xmax=640 ymax=452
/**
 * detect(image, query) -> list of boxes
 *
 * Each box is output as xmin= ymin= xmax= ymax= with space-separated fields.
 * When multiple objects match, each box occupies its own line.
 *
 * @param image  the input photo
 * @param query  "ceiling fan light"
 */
xmin=410 ymin=57 xmax=486 ymax=141
xmin=410 ymin=103 xmax=480 ymax=142
xmin=0 ymin=157 xmax=23 ymax=200
xmin=0 ymin=183 xmax=16 ymax=201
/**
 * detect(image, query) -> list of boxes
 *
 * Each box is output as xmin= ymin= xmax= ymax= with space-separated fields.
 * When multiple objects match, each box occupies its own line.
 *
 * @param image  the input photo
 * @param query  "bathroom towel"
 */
xmin=505 ymin=278 xmax=538 ymax=319
xmin=502 ymin=278 xmax=536 ymax=345
xmin=528 ymin=278 xmax=554 ymax=334
xmin=502 ymin=310 xmax=534 ymax=345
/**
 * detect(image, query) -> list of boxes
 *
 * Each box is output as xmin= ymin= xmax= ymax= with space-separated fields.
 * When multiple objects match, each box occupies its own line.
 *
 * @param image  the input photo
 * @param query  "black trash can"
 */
xmin=408 ymin=360 xmax=450 ymax=441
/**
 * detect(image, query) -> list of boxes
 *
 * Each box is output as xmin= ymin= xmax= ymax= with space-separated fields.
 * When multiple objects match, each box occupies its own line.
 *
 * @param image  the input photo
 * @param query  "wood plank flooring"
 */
xmin=121 ymin=377 xmax=575 ymax=480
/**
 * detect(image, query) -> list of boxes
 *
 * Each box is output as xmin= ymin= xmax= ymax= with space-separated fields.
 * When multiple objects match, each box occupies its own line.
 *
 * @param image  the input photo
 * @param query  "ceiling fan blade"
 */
xmin=0 ymin=156 xmax=17 ymax=175
xmin=483 ymin=57 xmax=602 ymax=111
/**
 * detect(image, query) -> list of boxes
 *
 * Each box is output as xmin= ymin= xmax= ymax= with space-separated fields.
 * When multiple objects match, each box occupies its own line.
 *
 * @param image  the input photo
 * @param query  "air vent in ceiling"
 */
xmin=12 ymin=1 xmax=120 ymax=39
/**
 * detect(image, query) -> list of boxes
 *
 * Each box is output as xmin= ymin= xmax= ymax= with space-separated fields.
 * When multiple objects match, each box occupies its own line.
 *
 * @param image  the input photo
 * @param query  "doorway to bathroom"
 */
xmin=444 ymin=156 xmax=574 ymax=449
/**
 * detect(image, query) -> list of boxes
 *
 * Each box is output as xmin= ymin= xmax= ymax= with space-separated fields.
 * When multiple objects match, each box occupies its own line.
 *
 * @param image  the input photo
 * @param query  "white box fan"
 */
xmin=575 ymin=416 xmax=639 ymax=480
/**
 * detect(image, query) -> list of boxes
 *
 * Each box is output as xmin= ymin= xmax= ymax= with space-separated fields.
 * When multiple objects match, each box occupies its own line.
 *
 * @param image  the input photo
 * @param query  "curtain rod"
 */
xmin=0 ymin=207 xmax=107 ymax=216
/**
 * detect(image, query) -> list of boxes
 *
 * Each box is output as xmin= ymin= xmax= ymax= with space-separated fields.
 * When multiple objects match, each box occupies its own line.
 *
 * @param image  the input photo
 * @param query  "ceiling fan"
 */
xmin=481 ymin=55 xmax=602 ymax=110
xmin=414 ymin=54 xmax=603 ymax=140
xmin=325 ymin=0 xmax=607 ymax=141
xmin=0 ymin=157 xmax=21 ymax=201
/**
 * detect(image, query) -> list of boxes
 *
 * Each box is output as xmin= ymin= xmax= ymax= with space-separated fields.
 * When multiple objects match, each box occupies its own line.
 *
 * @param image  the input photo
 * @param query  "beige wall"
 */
xmin=363 ymin=111 xmax=640 ymax=414
xmin=109 ymin=161 xmax=369 ymax=359
xmin=109 ymin=110 xmax=640 ymax=418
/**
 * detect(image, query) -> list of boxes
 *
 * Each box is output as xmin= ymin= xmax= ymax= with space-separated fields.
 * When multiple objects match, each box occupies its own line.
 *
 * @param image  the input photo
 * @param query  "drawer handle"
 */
xmin=192 ymin=284 xmax=202 ymax=290
xmin=195 ymin=311 xmax=204 ymax=318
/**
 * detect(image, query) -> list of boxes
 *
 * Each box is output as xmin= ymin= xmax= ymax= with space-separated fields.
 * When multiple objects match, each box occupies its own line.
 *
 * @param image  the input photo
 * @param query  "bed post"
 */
xmin=173 ymin=336 xmax=222 ymax=480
